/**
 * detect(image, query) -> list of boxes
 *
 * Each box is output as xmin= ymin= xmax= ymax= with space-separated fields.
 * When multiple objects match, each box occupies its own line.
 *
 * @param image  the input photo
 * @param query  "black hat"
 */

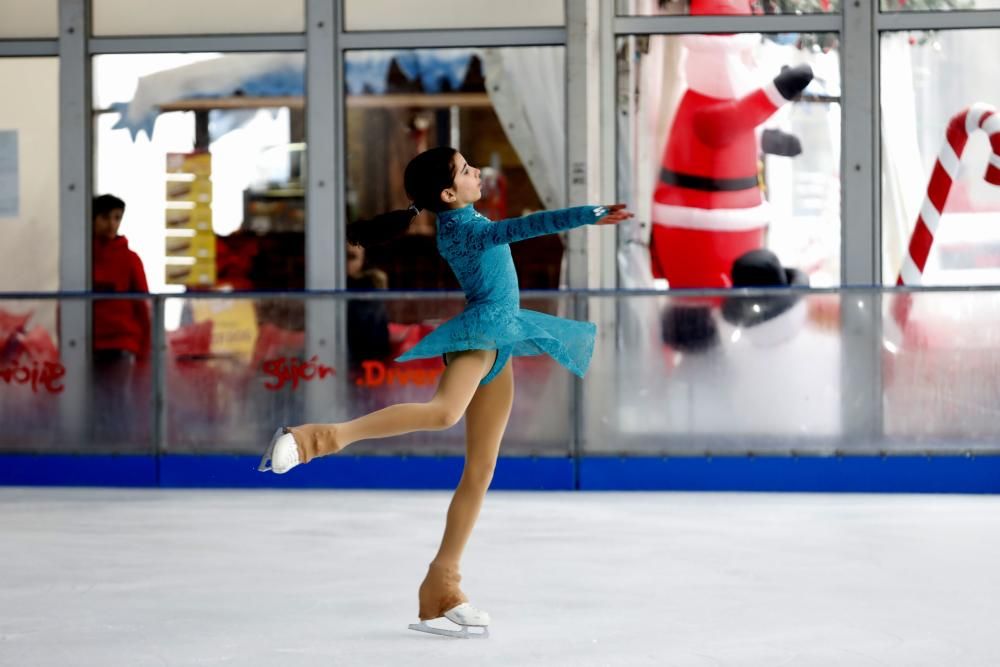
xmin=722 ymin=249 xmax=808 ymax=327
xmin=660 ymin=304 xmax=719 ymax=352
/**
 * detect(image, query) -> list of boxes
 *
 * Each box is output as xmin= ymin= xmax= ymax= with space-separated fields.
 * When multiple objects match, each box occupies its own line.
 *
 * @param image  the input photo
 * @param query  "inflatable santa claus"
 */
xmin=650 ymin=0 xmax=813 ymax=292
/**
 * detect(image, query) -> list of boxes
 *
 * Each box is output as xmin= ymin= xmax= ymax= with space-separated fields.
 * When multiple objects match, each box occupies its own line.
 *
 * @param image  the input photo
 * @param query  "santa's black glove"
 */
xmin=773 ymin=64 xmax=814 ymax=101
xmin=761 ymin=129 xmax=803 ymax=157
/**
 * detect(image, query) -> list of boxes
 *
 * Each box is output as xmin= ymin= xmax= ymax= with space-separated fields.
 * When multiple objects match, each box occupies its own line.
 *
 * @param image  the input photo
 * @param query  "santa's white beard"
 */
xmin=681 ymin=33 xmax=760 ymax=99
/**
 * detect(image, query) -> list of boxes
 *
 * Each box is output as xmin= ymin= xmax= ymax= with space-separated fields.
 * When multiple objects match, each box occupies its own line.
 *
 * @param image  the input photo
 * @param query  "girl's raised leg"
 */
xmin=261 ymin=350 xmax=495 ymax=473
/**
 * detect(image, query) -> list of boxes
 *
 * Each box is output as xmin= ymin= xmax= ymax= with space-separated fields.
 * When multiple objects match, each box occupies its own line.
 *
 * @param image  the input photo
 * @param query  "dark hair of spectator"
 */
xmin=346 ymin=146 xmax=458 ymax=249
xmin=93 ymin=194 xmax=126 ymax=219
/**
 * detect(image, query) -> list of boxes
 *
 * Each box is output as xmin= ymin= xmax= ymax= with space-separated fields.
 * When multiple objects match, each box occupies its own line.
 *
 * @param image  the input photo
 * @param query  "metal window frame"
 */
xmin=339 ymin=27 xmax=567 ymax=50
xmin=0 ymin=40 xmax=59 ymax=56
xmin=876 ymin=8 xmax=1000 ymax=30
xmin=614 ymin=13 xmax=841 ymax=34
xmin=88 ymin=34 xmax=306 ymax=53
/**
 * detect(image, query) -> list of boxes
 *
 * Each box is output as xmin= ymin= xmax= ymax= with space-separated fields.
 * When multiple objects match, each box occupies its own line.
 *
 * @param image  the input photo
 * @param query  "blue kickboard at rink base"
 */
xmin=578 ymin=455 xmax=1000 ymax=494
xmin=2 ymin=454 xmax=999 ymax=493
xmin=0 ymin=455 xmax=157 ymax=487
xmin=159 ymin=455 xmax=575 ymax=490
xmin=0 ymin=454 xmax=569 ymax=489
xmin=0 ymin=454 xmax=574 ymax=490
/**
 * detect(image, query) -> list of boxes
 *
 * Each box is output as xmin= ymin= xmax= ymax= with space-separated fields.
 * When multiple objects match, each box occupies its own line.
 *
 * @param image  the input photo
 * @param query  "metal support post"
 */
xmin=57 ymin=0 xmax=91 ymax=446
xmin=840 ymin=0 xmax=883 ymax=445
xmin=304 ymin=0 xmax=345 ymax=423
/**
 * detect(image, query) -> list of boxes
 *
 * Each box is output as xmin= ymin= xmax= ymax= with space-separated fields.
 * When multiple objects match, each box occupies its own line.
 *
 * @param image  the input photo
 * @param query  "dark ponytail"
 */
xmin=346 ymin=208 xmax=417 ymax=248
xmin=345 ymin=146 xmax=458 ymax=249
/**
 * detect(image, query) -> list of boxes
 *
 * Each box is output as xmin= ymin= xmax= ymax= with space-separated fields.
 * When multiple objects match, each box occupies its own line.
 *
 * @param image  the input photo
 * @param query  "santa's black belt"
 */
xmin=660 ymin=168 xmax=758 ymax=192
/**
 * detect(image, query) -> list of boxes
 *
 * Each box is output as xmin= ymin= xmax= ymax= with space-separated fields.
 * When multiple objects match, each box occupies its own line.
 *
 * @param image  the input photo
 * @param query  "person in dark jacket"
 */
xmin=91 ymin=194 xmax=150 ymax=442
xmin=346 ymin=241 xmax=391 ymax=366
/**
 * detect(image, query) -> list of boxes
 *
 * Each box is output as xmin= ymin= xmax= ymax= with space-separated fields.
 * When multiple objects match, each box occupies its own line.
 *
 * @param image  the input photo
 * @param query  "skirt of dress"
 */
xmin=395 ymin=307 xmax=596 ymax=378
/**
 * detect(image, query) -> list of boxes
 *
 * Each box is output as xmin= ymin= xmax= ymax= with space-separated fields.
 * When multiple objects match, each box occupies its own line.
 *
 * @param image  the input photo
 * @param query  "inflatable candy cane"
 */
xmin=890 ymin=104 xmax=1000 ymax=338
xmin=897 ymin=103 xmax=1000 ymax=286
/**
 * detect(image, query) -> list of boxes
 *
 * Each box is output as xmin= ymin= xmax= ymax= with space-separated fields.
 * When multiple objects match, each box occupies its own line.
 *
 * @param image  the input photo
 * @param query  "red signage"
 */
xmin=0 ymin=361 xmax=66 ymax=394
xmin=261 ymin=356 xmax=335 ymax=391
xmin=356 ymin=360 xmax=443 ymax=387
xmin=260 ymin=357 xmax=443 ymax=391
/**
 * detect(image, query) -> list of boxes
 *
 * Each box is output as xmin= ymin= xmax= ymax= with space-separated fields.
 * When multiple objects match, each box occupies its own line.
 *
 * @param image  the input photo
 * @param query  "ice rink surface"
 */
xmin=1 ymin=487 xmax=998 ymax=667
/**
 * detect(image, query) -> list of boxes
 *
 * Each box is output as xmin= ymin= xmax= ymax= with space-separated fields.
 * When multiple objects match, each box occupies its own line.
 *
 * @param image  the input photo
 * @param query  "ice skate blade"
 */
xmin=408 ymin=621 xmax=489 ymax=639
xmin=257 ymin=427 xmax=284 ymax=472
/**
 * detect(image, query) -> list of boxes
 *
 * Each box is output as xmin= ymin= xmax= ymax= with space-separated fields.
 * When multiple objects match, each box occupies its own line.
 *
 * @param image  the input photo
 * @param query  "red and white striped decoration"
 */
xmin=897 ymin=103 xmax=1000 ymax=286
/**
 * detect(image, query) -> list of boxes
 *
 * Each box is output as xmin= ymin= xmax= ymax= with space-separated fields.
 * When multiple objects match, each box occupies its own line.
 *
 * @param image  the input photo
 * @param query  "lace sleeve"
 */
xmin=473 ymin=206 xmax=606 ymax=249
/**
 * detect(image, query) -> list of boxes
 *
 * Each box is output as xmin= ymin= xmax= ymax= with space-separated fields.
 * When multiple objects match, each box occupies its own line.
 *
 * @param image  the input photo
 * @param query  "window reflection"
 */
xmin=616 ymin=0 xmax=840 ymax=16
xmin=881 ymin=0 xmax=1000 ymax=11
xmin=881 ymin=30 xmax=1000 ymax=286
xmin=344 ymin=47 xmax=567 ymax=321
xmin=617 ymin=32 xmax=842 ymax=294
xmin=93 ymin=53 xmax=307 ymax=293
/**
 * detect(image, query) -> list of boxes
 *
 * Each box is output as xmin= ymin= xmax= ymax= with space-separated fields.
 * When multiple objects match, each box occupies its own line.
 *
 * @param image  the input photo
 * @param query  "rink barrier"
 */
xmin=5 ymin=287 xmax=1000 ymax=493
xmin=2 ymin=454 xmax=999 ymax=493
xmin=578 ymin=455 xmax=1000 ymax=493
xmin=0 ymin=455 xmax=575 ymax=491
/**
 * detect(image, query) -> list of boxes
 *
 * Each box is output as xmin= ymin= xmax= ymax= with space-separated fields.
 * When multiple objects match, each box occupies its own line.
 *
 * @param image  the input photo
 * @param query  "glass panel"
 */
xmin=617 ymin=0 xmax=839 ymax=16
xmin=5 ymin=290 xmax=1000 ymax=457
xmin=0 ymin=297 xmax=154 ymax=454
xmin=881 ymin=0 xmax=1000 ymax=11
xmin=0 ymin=299 xmax=63 ymax=452
xmin=881 ymin=30 xmax=1000 ymax=286
xmin=584 ymin=291 xmax=847 ymax=455
xmin=617 ymin=33 xmax=842 ymax=291
xmin=586 ymin=288 xmax=1000 ymax=456
xmin=164 ymin=294 xmax=573 ymax=456
xmin=93 ymin=0 xmax=304 ymax=36
xmin=0 ymin=58 xmax=59 ymax=292
xmin=0 ymin=0 xmax=58 ymax=38
xmin=883 ymin=290 xmax=1000 ymax=447
xmin=93 ymin=53 xmax=306 ymax=293
xmin=345 ymin=47 xmax=567 ymax=290
xmin=345 ymin=0 xmax=563 ymax=30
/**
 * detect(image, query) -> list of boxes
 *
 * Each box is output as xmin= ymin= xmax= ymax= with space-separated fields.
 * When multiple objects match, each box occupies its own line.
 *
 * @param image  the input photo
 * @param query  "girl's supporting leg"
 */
xmin=287 ymin=349 xmax=495 ymax=464
xmin=418 ymin=357 xmax=514 ymax=621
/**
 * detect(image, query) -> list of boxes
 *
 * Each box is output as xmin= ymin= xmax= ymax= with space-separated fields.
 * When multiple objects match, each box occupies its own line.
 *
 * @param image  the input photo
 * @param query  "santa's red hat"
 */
xmin=689 ymin=0 xmax=758 ymax=16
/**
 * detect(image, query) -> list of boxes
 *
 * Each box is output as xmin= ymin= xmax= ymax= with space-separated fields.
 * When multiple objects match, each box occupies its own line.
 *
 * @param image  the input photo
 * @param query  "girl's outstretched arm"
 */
xmin=471 ymin=204 xmax=632 ymax=249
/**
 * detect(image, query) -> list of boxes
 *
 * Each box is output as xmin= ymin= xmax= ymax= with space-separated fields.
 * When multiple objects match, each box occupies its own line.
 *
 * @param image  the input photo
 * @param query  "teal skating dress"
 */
xmin=395 ymin=204 xmax=606 ymax=385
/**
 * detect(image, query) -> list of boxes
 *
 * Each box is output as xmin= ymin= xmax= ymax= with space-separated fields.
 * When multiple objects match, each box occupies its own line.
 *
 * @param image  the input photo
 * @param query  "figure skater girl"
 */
xmin=258 ymin=146 xmax=631 ymax=638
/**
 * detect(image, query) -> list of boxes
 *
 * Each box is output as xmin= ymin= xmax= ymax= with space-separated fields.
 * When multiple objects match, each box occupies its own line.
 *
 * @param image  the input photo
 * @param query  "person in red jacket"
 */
xmin=92 ymin=194 xmax=150 ymax=438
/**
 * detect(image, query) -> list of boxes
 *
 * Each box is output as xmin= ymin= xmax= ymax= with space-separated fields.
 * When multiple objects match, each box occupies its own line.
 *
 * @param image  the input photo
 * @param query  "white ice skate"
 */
xmin=408 ymin=603 xmax=490 ymax=639
xmin=257 ymin=428 xmax=300 ymax=474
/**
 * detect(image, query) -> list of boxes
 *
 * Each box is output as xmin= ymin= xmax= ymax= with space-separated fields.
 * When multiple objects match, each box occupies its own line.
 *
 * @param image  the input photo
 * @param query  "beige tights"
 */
xmin=286 ymin=350 xmax=515 ymax=621
xmin=288 ymin=351 xmax=493 ymax=461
